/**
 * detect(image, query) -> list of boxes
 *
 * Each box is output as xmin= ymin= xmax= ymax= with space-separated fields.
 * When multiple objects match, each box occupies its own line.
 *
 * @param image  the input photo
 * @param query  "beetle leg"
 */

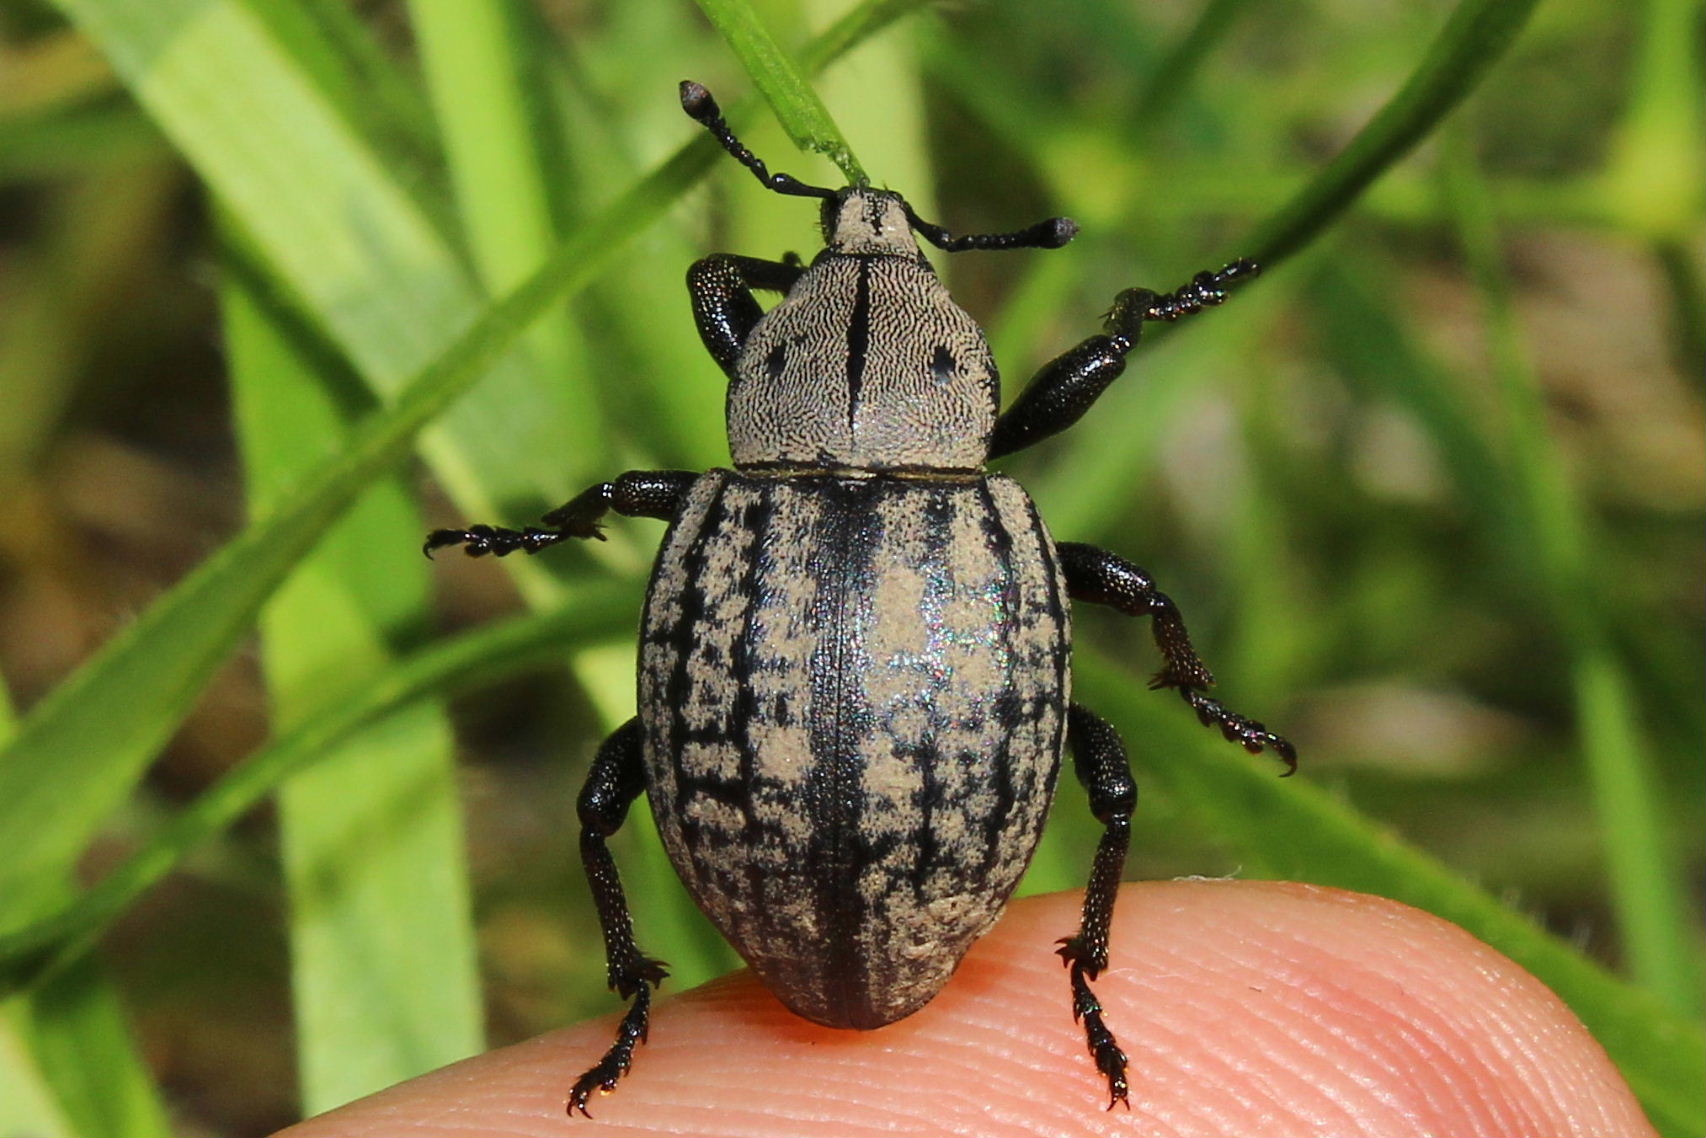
xmin=1059 ymin=542 xmax=1296 ymax=772
xmin=987 ymin=260 xmax=1260 ymax=459
xmin=423 ymin=469 xmax=697 ymax=558
xmin=686 ymin=253 xmax=806 ymax=376
xmin=1056 ymin=703 xmax=1136 ymax=1110
xmin=569 ymin=718 xmax=669 ymax=1117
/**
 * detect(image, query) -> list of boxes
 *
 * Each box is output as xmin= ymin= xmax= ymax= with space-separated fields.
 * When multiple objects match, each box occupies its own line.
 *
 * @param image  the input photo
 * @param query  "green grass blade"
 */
xmin=9 ymin=961 xmax=172 ymax=1138
xmin=0 ymin=694 xmax=75 ymax=1138
xmin=1129 ymin=0 xmax=1250 ymax=125
xmin=0 ymin=589 xmax=637 ymax=1001
xmin=799 ymin=0 xmax=926 ymax=73
xmin=1600 ymin=0 xmax=1702 ymax=243
xmin=0 ymin=1006 xmax=73 ymax=1138
xmin=224 ymin=237 xmax=484 ymax=1112
xmin=1244 ymin=0 xmax=1543 ymax=267
xmin=694 ymin=0 xmax=864 ymax=182
xmin=49 ymin=0 xmax=584 ymax=552
xmin=276 ymin=708 xmax=480 ymax=1112
xmin=251 ymin=0 xmax=442 ymax=168
xmin=1076 ymin=656 xmax=1706 ymax=1137
xmin=0 ymin=176 xmax=646 ymax=922
xmin=408 ymin=0 xmax=601 ymax=465
xmin=1442 ymin=131 xmax=1701 ymax=1015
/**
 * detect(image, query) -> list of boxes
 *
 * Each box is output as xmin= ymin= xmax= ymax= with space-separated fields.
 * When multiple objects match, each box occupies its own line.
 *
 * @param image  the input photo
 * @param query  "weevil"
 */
xmin=426 ymin=81 xmax=1295 ymax=1115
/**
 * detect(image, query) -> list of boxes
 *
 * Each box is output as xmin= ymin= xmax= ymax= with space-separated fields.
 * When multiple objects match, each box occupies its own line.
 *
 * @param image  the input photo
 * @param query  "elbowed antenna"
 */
xmin=680 ymin=81 xmax=838 ymax=202
xmin=680 ymin=79 xmax=1079 ymax=253
xmin=903 ymin=205 xmax=1079 ymax=253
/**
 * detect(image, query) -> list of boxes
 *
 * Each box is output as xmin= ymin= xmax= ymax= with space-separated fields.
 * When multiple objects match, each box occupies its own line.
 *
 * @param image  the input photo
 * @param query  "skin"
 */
xmin=275 ymin=881 xmax=1654 ymax=1138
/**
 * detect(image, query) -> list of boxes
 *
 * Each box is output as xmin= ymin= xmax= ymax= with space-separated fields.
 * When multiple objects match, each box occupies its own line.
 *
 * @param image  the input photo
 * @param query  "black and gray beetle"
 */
xmin=426 ymin=80 xmax=1295 ymax=1115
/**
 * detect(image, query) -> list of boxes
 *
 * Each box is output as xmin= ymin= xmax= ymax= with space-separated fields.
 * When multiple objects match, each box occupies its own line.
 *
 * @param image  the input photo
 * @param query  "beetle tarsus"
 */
xmin=567 ymin=978 xmax=659 ymax=1117
xmin=1177 ymin=688 xmax=1298 ymax=773
xmin=1108 ymin=258 xmax=1261 ymax=339
xmin=1057 ymin=939 xmax=1131 ymax=1109
xmin=422 ymin=523 xmax=568 ymax=558
xmin=1058 ymin=706 xmax=1136 ymax=1110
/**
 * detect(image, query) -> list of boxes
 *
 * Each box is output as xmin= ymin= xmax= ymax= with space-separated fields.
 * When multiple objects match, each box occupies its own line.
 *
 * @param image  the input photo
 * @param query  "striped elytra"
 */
xmin=639 ymin=469 xmax=1070 ymax=1029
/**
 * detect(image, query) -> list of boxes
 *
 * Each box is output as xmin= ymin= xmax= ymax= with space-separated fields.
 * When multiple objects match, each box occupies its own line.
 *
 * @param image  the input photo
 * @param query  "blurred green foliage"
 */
xmin=0 ymin=0 xmax=1700 ymax=1133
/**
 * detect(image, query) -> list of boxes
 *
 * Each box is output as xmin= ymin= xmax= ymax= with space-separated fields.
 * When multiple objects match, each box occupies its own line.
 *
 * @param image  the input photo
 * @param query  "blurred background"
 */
xmin=0 ymin=0 xmax=1700 ymax=1134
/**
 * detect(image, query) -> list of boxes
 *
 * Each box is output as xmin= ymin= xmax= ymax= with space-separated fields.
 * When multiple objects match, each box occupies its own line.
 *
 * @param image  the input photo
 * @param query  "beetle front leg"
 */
xmin=1057 ymin=703 xmax=1136 ymax=1110
xmin=1060 ymin=541 xmax=1296 ymax=771
xmin=569 ymin=718 xmax=668 ymax=1117
xmin=988 ymin=260 xmax=1259 ymax=459
xmin=686 ymin=253 xmax=805 ymax=376
xmin=423 ymin=469 xmax=697 ymax=558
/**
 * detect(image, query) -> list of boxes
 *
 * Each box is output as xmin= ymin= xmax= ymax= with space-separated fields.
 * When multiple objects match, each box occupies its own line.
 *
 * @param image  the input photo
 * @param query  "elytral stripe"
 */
xmin=805 ymin=478 xmax=881 ymax=1017
xmin=845 ymin=257 xmax=873 ymax=430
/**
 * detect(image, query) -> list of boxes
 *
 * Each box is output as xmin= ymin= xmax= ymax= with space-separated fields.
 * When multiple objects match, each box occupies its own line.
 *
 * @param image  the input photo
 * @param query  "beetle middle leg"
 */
xmin=1060 ymin=541 xmax=1296 ymax=771
xmin=569 ymin=717 xmax=668 ymax=1116
xmin=988 ymin=260 xmax=1260 ymax=459
xmin=1057 ymin=703 xmax=1137 ymax=1110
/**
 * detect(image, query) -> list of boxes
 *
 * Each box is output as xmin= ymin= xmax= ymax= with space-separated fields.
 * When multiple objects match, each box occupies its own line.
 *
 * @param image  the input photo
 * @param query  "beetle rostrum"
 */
xmin=425 ymin=79 xmax=1296 ymax=1116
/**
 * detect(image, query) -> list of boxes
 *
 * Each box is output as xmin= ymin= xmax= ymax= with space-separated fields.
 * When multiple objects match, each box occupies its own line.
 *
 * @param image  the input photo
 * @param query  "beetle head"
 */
xmin=821 ymin=188 xmax=918 ymax=256
xmin=682 ymin=81 xmax=1079 ymax=258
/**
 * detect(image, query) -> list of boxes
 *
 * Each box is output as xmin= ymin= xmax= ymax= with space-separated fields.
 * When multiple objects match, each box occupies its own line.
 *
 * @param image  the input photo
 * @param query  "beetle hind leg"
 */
xmin=1057 ymin=703 xmax=1136 ymax=1110
xmin=569 ymin=718 xmax=669 ymax=1117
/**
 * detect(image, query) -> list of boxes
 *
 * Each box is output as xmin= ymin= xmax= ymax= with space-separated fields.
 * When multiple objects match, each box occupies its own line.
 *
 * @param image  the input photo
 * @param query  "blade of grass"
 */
xmin=0 ymin=0 xmax=922 ymax=925
xmin=0 ymin=693 xmax=75 ymax=1138
xmin=49 ymin=0 xmax=584 ymax=534
xmin=1603 ymin=0 xmax=1704 ymax=391
xmin=0 ymin=588 xmax=638 ymax=1002
xmin=1244 ymin=0 xmax=1544 ymax=267
xmin=225 ymin=232 xmax=484 ymax=1112
xmin=0 ymin=1007 xmax=73 ymax=1138
xmin=9 ymin=961 xmax=172 ymax=1138
xmin=1441 ymin=129 xmax=1701 ymax=1016
xmin=1600 ymin=0 xmax=1701 ymax=244
xmin=808 ymin=0 xmax=932 ymax=212
xmin=1076 ymin=655 xmax=1706 ymax=1137
xmin=259 ymin=0 xmax=443 ymax=167
xmin=408 ymin=0 xmax=601 ymax=466
xmin=0 ymin=173 xmax=644 ymax=921
xmin=1129 ymin=0 xmax=1251 ymax=127
xmin=694 ymin=0 xmax=865 ymax=183
xmin=0 ymin=169 xmax=189 ymax=1138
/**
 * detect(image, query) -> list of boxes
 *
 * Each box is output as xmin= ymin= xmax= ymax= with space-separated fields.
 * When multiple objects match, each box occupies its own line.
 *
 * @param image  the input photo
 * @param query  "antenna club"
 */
xmin=679 ymin=80 xmax=718 ymax=123
xmin=1042 ymin=218 xmax=1080 ymax=248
